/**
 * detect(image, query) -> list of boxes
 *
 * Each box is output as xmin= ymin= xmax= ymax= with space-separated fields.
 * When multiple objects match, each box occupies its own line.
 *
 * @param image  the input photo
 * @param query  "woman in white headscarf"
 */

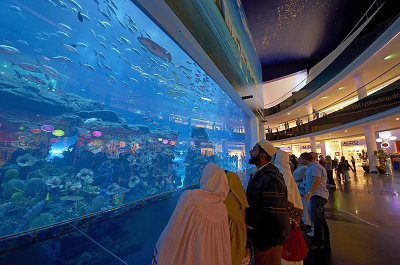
xmin=272 ymin=149 xmax=305 ymax=265
xmin=152 ymin=162 xmax=231 ymax=265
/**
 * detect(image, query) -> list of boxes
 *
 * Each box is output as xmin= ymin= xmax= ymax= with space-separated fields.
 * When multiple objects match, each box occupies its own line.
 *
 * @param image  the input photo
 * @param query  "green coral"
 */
xmin=91 ymin=195 xmax=105 ymax=211
xmin=3 ymin=179 xmax=25 ymax=198
xmin=29 ymin=213 xmax=55 ymax=230
xmin=10 ymin=192 xmax=26 ymax=202
xmin=4 ymin=169 xmax=19 ymax=181
xmin=68 ymin=200 xmax=89 ymax=217
xmin=112 ymin=193 xmax=124 ymax=205
xmin=82 ymin=185 xmax=99 ymax=194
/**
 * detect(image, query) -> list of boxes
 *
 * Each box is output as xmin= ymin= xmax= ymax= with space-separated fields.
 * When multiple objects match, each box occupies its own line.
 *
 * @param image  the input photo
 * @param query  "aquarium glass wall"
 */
xmin=0 ymin=0 xmax=251 ymax=238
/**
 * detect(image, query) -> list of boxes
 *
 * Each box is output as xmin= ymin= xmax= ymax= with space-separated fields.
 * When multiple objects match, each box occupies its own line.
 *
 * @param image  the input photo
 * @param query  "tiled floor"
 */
xmin=304 ymin=168 xmax=400 ymax=265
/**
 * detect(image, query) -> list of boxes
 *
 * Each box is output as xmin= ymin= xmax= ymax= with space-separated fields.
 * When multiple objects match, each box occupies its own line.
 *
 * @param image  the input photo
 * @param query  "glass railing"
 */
xmin=267 ymin=76 xmax=400 ymax=141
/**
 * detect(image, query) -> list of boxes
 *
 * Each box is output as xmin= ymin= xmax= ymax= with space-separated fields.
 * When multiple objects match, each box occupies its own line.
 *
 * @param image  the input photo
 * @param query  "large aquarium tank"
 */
xmin=0 ymin=0 xmax=251 ymax=244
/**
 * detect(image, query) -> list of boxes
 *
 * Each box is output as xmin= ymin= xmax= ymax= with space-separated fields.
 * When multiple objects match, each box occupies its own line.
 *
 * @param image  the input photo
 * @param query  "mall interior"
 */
xmin=0 ymin=0 xmax=399 ymax=264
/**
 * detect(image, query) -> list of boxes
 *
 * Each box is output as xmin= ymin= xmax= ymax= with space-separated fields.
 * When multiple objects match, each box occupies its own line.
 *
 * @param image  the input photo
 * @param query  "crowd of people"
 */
xmin=152 ymin=139 xmax=347 ymax=265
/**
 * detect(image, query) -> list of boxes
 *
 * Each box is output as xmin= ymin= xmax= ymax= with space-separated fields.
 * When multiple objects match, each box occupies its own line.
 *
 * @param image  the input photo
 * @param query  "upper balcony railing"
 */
xmin=267 ymin=67 xmax=400 ymax=141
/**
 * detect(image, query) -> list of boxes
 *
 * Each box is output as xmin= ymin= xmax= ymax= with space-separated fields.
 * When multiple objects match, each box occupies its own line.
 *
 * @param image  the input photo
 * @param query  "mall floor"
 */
xmin=304 ymin=167 xmax=400 ymax=265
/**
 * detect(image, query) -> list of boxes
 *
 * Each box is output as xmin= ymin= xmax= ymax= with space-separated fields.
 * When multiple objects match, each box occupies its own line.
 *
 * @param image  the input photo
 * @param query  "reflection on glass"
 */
xmin=0 ymin=0 xmax=250 ymax=237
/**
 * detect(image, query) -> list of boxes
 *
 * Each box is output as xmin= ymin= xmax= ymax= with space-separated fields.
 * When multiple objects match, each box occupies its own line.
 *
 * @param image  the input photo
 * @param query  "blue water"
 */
xmin=0 ymin=0 xmax=251 ymax=242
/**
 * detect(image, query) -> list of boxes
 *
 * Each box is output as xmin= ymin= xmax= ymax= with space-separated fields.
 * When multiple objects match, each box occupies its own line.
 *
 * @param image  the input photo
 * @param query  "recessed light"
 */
xmin=338 ymin=87 xmax=345 ymax=90
xmin=345 ymin=130 xmax=347 ymax=132
xmin=287 ymin=113 xmax=291 ymax=115
xmin=329 ymin=133 xmax=332 ymax=136
xmin=384 ymin=54 xmax=396 ymax=60
xmin=291 ymin=140 xmax=294 ymax=141
xmin=301 ymin=138 xmax=304 ymax=140
xmin=396 ymin=118 xmax=399 ymax=120
xmin=321 ymin=96 xmax=328 ymax=99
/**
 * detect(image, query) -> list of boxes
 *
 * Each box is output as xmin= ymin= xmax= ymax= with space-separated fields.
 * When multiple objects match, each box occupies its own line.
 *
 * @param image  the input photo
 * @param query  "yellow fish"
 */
xmin=46 ymin=192 xmax=50 ymax=200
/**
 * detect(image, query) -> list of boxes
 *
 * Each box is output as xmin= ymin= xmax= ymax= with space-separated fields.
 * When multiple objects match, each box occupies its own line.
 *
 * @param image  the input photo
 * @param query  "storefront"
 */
xmin=341 ymin=139 xmax=367 ymax=165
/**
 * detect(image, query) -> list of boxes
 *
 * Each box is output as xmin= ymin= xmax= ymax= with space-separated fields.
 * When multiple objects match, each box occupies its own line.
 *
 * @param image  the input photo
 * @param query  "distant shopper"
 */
xmin=351 ymin=156 xmax=356 ymax=172
xmin=152 ymin=163 xmax=231 ymax=265
xmin=319 ymin=155 xmax=326 ymax=167
xmin=338 ymin=156 xmax=351 ymax=182
xmin=293 ymin=152 xmax=313 ymax=226
xmin=325 ymin=155 xmax=335 ymax=188
xmin=224 ymin=171 xmax=251 ymax=265
xmin=246 ymin=140 xmax=290 ymax=265
xmin=304 ymin=152 xmax=330 ymax=253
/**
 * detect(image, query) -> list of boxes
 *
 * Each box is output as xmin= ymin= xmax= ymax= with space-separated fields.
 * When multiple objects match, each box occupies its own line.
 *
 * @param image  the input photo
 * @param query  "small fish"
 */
xmin=116 ymin=17 xmax=126 ymax=28
xmin=129 ymin=78 xmax=138 ymax=84
xmin=98 ymin=41 xmax=107 ymax=49
xmin=126 ymin=14 xmax=134 ymax=24
xmin=98 ymin=6 xmax=111 ymax=21
xmin=97 ymin=19 xmax=110 ymax=30
xmin=93 ymin=50 xmax=105 ymax=59
xmin=17 ymin=40 xmax=29 ymax=46
xmin=0 ymin=45 xmax=20 ymax=55
xmin=14 ymin=70 xmax=46 ymax=85
xmin=97 ymin=35 xmax=107 ymax=41
xmin=111 ymin=47 xmax=121 ymax=54
xmin=107 ymin=74 xmax=116 ymax=83
xmin=11 ymin=62 xmax=41 ymax=73
xmin=84 ymin=118 xmax=101 ymax=124
xmin=36 ymin=59 xmax=63 ymax=78
xmin=75 ymin=42 xmax=88 ymax=47
xmin=120 ymin=36 xmax=131 ymax=45
xmin=128 ymin=100 xmax=135 ymax=104
xmin=120 ymin=56 xmax=129 ymax=64
xmin=59 ymin=1 xmax=69 ymax=8
xmin=61 ymin=43 xmax=79 ymax=54
xmin=58 ymin=23 xmax=73 ymax=31
xmin=80 ymin=63 xmax=96 ymax=71
xmin=107 ymin=5 xmax=117 ymax=16
xmin=102 ymin=63 xmax=112 ymax=71
xmin=79 ymin=12 xmax=91 ymax=21
xmin=90 ymin=28 xmax=96 ymax=38
xmin=77 ymin=11 xmax=83 ymax=22
xmin=46 ymin=192 xmax=50 ymax=200
xmin=132 ymin=48 xmax=140 ymax=55
xmin=122 ymin=81 xmax=129 ymax=87
xmin=111 ymin=42 xmax=118 ymax=48
xmin=67 ymin=0 xmax=82 ymax=10
xmin=57 ymin=31 xmax=70 ymax=38
xmin=110 ymin=0 xmax=118 ymax=10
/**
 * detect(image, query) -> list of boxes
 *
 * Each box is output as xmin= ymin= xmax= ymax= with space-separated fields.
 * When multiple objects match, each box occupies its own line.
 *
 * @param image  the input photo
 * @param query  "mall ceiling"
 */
xmin=242 ymin=0 xmax=399 ymax=82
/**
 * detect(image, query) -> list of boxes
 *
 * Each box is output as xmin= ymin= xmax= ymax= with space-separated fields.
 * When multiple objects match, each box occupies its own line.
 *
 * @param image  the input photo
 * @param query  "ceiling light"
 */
xmin=344 ymin=130 xmax=347 ymax=132
xmin=376 ymin=138 xmax=383 ymax=143
xmin=287 ymin=113 xmax=291 ymax=115
xmin=384 ymin=54 xmax=396 ymax=60
xmin=389 ymin=136 xmax=397 ymax=140
xmin=338 ymin=87 xmax=345 ymax=90
xmin=328 ymin=133 xmax=331 ymax=136
xmin=396 ymin=118 xmax=399 ymax=120
xmin=321 ymin=96 xmax=328 ymax=99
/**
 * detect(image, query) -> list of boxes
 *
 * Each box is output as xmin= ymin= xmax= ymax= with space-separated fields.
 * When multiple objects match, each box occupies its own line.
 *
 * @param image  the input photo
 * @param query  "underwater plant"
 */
xmin=10 ymin=192 xmax=26 ymax=203
xmin=91 ymin=195 xmax=105 ymax=211
xmin=23 ymin=178 xmax=44 ymax=197
xmin=44 ymin=176 xmax=63 ymax=189
xmin=112 ymin=193 xmax=124 ymax=205
xmin=82 ymin=185 xmax=99 ymax=195
xmin=64 ymin=181 xmax=83 ymax=192
xmin=68 ymin=200 xmax=89 ymax=217
xmin=106 ymin=183 xmax=129 ymax=195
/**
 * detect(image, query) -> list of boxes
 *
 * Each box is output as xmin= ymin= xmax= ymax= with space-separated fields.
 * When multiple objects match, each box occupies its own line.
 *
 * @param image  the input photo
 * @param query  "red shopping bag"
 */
xmin=282 ymin=222 xmax=308 ymax=261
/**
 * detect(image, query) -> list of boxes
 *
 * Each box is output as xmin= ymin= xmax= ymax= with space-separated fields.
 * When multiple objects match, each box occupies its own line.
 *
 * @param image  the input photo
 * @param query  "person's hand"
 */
xmin=304 ymin=192 xmax=311 ymax=201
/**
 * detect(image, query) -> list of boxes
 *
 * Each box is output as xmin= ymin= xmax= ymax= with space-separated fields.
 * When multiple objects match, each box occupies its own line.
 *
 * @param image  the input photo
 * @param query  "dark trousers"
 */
xmin=311 ymin=195 xmax=330 ymax=248
xmin=326 ymin=170 xmax=335 ymax=186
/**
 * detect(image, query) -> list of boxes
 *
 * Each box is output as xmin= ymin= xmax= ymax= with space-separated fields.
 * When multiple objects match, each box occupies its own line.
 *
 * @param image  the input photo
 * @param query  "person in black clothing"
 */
xmin=246 ymin=140 xmax=290 ymax=265
xmin=290 ymin=154 xmax=299 ymax=172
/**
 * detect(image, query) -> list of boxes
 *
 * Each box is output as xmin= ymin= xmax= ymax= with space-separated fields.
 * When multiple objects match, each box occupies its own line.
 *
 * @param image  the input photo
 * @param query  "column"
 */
xmin=354 ymin=75 xmax=367 ymax=100
xmin=320 ymin=140 xmax=326 ymax=157
xmin=250 ymin=117 xmax=260 ymax=147
xmin=364 ymin=125 xmax=378 ymax=172
xmin=259 ymin=122 xmax=266 ymax=141
xmin=305 ymin=103 xmax=313 ymax=122
xmin=310 ymin=136 xmax=317 ymax=152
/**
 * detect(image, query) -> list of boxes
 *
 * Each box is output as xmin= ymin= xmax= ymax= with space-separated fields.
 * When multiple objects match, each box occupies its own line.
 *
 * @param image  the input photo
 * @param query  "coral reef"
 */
xmin=65 ymin=181 xmax=82 ymax=192
xmin=91 ymin=195 xmax=105 ymax=211
xmin=68 ymin=200 xmax=89 ymax=217
xmin=10 ymin=192 xmax=26 ymax=202
xmin=106 ymin=183 xmax=129 ymax=196
xmin=44 ymin=176 xmax=63 ymax=189
xmin=4 ymin=169 xmax=19 ymax=181
xmin=77 ymin=168 xmax=94 ymax=184
xmin=16 ymin=153 xmax=38 ymax=167
xmin=23 ymin=178 xmax=44 ymax=197
xmin=29 ymin=213 xmax=55 ymax=230
xmin=128 ymin=176 xmax=140 ymax=188
xmin=3 ymin=179 xmax=25 ymax=198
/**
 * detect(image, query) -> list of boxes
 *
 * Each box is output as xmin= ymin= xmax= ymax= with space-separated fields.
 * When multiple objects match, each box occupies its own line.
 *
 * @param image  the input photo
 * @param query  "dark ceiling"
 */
xmin=242 ymin=0 xmax=398 ymax=82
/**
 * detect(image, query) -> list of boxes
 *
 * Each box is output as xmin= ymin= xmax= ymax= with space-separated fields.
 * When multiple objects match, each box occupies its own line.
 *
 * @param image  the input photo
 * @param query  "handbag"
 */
xmin=281 ymin=222 xmax=308 ymax=261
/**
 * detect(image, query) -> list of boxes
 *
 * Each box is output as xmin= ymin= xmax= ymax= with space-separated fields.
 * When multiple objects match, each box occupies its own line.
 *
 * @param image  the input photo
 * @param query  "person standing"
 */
xmin=152 ymin=163 xmax=231 ymax=265
xmin=246 ymin=140 xmax=290 ymax=265
xmin=303 ymin=152 xmax=330 ymax=253
xmin=338 ymin=156 xmax=351 ymax=182
xmin=325 ymin=155 xmax=335 ymax=189
xmin=293 ymin=152 xmax=313 ymax=226
xmin=351 ymin=156 xmax=356 ymax=172
xmin=273 ymin=150 xmax=305 ymax=265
